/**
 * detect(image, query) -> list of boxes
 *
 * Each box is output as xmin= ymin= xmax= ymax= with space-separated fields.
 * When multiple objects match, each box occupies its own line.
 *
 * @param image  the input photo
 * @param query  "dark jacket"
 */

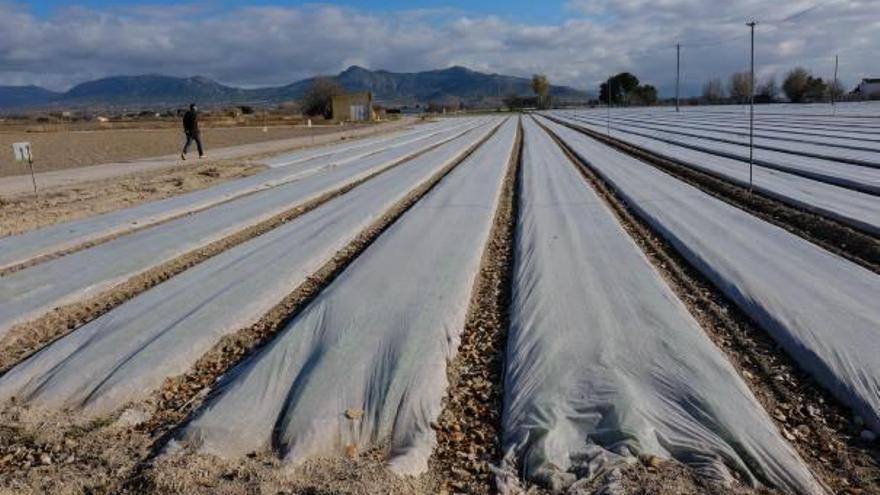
xmin=183 ymin=110 xmax=199 ymax=134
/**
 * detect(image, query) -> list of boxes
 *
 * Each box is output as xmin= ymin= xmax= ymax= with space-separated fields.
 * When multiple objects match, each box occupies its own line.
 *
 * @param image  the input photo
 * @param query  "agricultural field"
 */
xmin=0 ymin=105 xmax=878 ymax=495
xmin=0 ymin=122 xmax=385 ymax=178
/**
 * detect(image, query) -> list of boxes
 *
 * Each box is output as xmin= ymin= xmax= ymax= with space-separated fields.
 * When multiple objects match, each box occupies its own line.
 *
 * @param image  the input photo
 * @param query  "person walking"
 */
xmin=181 ymin=103 xmax=205 ymax=160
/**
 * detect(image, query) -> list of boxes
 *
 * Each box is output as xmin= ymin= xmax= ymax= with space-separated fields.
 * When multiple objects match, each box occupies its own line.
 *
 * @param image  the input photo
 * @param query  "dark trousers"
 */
xmin=183 ymin=131 xmax=204 ymax=156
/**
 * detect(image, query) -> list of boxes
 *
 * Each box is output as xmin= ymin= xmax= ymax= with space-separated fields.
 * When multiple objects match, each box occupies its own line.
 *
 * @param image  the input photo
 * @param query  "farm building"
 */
xmin=857 ymin=78 xmax=880 ymax=99
xmin=331 ymin=92 xmax=373 ymax=122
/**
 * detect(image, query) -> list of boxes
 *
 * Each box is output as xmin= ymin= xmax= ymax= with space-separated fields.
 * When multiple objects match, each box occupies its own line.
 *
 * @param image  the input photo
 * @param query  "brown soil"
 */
xmin=145 ymin=451 xmax=434 ymax=495
xmin=0 ymin=159 xmax=265 ymax=239
xmin=0 ymin=125 xmax=369 ymax=177
xmin=575 ymin=455 xmax=772 ymax=495
xmin=428 ymin=117 xmax=521 ymax=494
xmin=539 ymin=116 xmax=880 ymax=495
xmin=546 ymin=115 xmax=880 ymax=274
xmin=0 ymin=121 xmax=502 ymax=494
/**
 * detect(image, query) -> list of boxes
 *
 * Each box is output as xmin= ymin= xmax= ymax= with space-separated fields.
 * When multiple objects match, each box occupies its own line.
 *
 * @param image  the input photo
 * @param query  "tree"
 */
xmin=755 ymin=77 xmax=778 ymax=103
xmin=531 ymin=74 xmax=551 ymax=109
xmin=302 ymin=78 xmax=345 ymax=119
xmin=599 ymin=72 xmax=640 ymax=105
xmin=827 ymin=78 xmax=845 ymax=102
xmin=701 ymin=78 xmax=725 ymax=103
xmin=783 ymin=67 xmax=811 ymax=103
xmin=729 ymin=71 xmax=752 ymax=103
xmin=503 ymin=94 xmax=537 ymax=111
xmin=630 ymin=84 xmax=658 ymax=105
xmin=805 ymin=76 xmax=828 ymax=102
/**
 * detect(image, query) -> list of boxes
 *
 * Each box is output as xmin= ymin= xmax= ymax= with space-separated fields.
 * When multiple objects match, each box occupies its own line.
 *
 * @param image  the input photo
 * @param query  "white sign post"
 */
xmin=12 ymin=142 xmax=39 ymax=201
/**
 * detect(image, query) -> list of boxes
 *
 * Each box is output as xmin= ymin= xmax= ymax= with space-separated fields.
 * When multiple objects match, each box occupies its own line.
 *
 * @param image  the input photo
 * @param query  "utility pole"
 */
xmin=746 ymin=21 xmax=756 ymax=194
xmin=606 ymin=76 xmax=612 ymax=136
xmin=832 ymin=54 xmax=839 ymax=115
xmin=675 ymin=43 xmax=681 ymax=112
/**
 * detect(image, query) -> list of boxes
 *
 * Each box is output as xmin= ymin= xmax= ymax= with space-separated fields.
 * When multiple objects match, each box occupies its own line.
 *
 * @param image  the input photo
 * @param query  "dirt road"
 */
xmin=0 ymin=119 xmax=416 ymax=235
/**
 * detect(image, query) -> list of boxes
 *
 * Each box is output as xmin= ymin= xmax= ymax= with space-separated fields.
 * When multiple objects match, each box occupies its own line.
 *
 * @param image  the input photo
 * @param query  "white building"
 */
xmin=858 ymin=78 xmax=880 ymax=99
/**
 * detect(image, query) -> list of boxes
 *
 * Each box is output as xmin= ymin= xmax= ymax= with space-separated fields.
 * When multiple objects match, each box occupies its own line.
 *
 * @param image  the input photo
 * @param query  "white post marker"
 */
xmin=746 ymin=21 xmax=757 ymax=195
xmin=12 ymin=142 xmax=39 ymax=201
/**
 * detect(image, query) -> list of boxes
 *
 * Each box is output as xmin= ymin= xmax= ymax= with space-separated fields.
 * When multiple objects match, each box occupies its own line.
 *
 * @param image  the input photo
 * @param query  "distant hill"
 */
xmin=0 ymin=66 xmax=589 ymax=111
xmin=284 ymin=66 xmax=588 ymax=106
xmin=59 ymin=75 xmax=255 ymax=108
xmin=0 ymin=85 xmax=61 ymax=109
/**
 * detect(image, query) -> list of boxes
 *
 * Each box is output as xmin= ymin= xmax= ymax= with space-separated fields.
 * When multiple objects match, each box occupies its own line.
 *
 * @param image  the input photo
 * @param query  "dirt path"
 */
xmin=0 ymin=120 xmax=414 ymax=178
xmin=0 ymin=118 xmax=413 ymax=197
xmin=428 ymin=118 xmax=521 ymax=494
xmin=0 ymin=160 xmax=265 ymax=238
xmin=0 ymin=119 xmax=415 ymax=237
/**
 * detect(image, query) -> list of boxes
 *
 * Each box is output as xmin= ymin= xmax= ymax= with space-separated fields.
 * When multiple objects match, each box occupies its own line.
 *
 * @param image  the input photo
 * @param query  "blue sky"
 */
xmin=3 ymin=1 xmax=878 ymax=96
xmin=28 ymin=0 xmax=568 ymax=23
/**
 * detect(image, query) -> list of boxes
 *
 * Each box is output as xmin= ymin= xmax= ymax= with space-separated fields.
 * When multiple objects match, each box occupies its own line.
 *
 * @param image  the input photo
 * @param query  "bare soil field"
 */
xmin=0 ymin=124 xmax=370 ymax=177
xmin=0 ymin=160 xmax=265 ymax=238
xmin=0 ymin=119 xmax=416 ymax=236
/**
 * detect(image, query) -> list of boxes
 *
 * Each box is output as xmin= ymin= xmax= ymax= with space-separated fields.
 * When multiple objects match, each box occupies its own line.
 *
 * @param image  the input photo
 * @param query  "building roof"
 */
xmin=862 ymin=78 xmax=880 ymax=84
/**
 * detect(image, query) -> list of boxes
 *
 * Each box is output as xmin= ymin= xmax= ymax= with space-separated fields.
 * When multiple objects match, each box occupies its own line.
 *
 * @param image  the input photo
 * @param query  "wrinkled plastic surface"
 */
xmin=564 ymin=113 xmax=880 ymax=194
xmin=263 ymin=118 xmax=466 ymax=168
xmin=568 ymin=111 xmax=880 ymax=165
xmin=0 ymin=119 xmax=503 ymax=416
xmin=0 ymin=120 xmax=487 ymax=336
xmin=172 ymin=117 xmax=518 ymax=475
xmin=497 ymin=118 xmax=823 ymax=495
xmin=540 ymin=115 xmax=880 ymax=437
xmin=0 ymin=119 xmax=470 ymax=272
xmin=549 ymin=113 xmax=880 ymax=234
xmin=579 ymin=111 xmax=880 ymax=151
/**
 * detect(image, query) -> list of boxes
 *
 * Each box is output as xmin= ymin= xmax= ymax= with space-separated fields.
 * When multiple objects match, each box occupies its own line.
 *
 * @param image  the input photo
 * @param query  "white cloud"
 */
xmin=0 ymin=1 xmax=877 ymax=96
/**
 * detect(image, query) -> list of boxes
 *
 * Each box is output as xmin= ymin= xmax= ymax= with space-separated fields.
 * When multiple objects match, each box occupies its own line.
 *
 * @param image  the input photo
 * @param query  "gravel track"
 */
xmin=428 ymin=117 xmax=521 ymax=494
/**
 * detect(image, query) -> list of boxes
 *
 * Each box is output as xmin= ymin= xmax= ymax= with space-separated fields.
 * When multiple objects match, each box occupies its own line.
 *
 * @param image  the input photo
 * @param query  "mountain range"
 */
xmin=0 ymin=66 xmax=589 ymax=111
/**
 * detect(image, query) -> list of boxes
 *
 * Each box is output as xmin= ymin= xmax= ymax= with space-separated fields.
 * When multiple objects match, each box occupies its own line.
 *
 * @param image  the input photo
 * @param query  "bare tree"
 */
xmin=702 ymin=78 xmax=725 ymax=103
xmin=531 ymin=74 xmax=551 ymax=109
xmin=302 ymin=78 xmax=345 ymax=119
xmin=729 ymin=72 xmax=752 ymax=103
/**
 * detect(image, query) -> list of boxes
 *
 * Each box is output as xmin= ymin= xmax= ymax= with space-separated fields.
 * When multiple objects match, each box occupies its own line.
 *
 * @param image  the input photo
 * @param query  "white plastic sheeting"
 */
xmin=263 ymin=118 xmax=470 ymax=168
xmin=540 ymin=116 xmax=880 ymax=436
xmin=548 ymin=114 xmax=880 ymax=235
xmin=591 ymin=113 xmax=880 ymax=151
xmin=0 ymin=119 xmax=472 ymax=272
xmin=171 ymin=117 xmax=518 ymax=475
xmin=575 ymin=113 xmax=880 ymax=159
xmin=563 ymin=113 xmax=880 ymax=194
xmin=0 ymin=118 xmax=504 ymax=416
xmin=497 ymin=118 xmax=823 ymax=495
xmin=0 ymin=120 xmax=487 ymax=336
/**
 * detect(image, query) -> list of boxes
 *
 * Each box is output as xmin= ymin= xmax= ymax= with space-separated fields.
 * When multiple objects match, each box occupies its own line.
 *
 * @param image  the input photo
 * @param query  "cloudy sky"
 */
xmin=1 ymin=0 xmax=877 ymax=96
